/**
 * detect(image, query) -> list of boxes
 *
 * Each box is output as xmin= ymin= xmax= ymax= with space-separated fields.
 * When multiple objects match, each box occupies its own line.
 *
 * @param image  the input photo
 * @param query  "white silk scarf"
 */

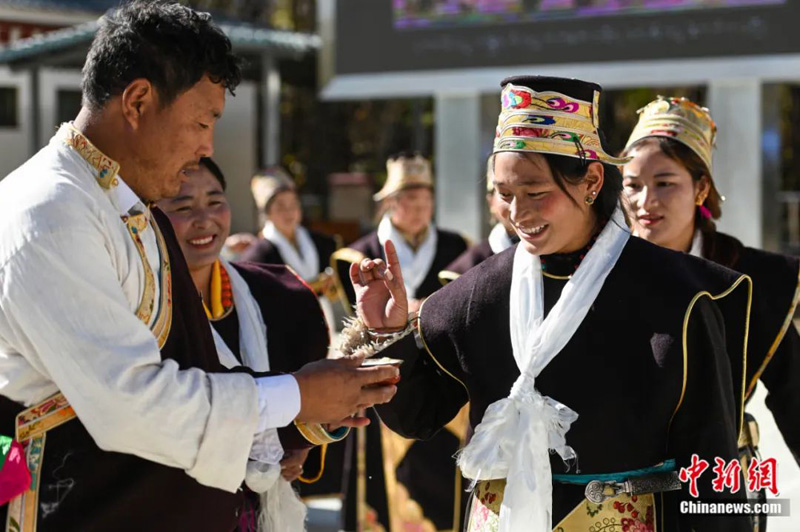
xmin=262 ymin=222 xmax=320 ymax=283
xmin=488 ymin=223 xmax=515 ymax=254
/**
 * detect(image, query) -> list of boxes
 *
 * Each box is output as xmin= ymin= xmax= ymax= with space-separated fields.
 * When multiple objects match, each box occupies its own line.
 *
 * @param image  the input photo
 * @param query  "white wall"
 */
xmin=0 ymin=66 xmax=82 ymax=179
xmin=211 ymin=81 xmax=258 ymax=234
xmin=39 ymin=68 xmax=82 ymax=144
xmin=0 ymin=66 xmax=31 ymax=179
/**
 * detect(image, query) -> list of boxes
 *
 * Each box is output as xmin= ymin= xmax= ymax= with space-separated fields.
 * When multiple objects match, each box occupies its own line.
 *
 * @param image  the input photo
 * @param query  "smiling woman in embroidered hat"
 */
xmin=621 ymin=97 xmax=800 ymax=531
xmin=339 ymin=76 xmax=754 ymax=532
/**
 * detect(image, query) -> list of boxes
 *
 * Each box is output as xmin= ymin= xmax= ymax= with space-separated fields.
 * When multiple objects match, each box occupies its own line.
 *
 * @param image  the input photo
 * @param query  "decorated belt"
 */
xmin=553 ymin=459 xmax=681 ymax=503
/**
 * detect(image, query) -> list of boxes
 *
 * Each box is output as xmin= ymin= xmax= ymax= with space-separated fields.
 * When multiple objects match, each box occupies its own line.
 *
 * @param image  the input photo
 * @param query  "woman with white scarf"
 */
xmin=344 ymin=77 xmax=752 ymax=531
xmin=621 ymin=96 xmax=800 ymax=531
xmin=241 ymin=170 xmax=340 ymax=334
xmin=159 ymin=158 xmax=349 ymax=532
xmin=332 ymin=151 xmax=470 ymax=532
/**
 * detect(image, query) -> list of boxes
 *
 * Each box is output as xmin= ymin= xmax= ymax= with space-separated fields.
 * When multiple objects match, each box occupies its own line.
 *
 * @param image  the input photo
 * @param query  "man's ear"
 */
xmin=121 ymin=79 xmax=156 ymax=130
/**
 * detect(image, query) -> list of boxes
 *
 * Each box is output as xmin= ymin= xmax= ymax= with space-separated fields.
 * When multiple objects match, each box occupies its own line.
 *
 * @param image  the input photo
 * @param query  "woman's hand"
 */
xmin=280 ymin=448 xmax=311 ymax=482
xmin=349 ymin=240 xmax=408 ymax=331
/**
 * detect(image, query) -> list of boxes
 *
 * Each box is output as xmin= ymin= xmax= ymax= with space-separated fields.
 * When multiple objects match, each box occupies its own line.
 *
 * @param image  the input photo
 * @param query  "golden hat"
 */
xmin=494 ymin=76 xmax=629 ymax=166
xmin=373 ymin=153 xmax=434 ymax=202
xmin=625 ymin=96 xmax=716 ymax=174
xmin=250 ymin=167 xmax=296 ymax=211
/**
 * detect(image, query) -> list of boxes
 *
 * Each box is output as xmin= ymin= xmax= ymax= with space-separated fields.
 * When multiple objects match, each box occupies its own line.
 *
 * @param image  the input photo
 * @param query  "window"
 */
xmin=56 ymin=89 xmax=83 ymax=125
xmin=0 ymin=87 xmax=19 ymax=128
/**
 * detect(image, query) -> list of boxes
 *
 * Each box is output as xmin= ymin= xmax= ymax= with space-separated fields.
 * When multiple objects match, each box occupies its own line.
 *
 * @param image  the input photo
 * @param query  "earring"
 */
xmin=585 ymin=190 xmax=597 ymax=205
xmin=695 ymin=196 xmax=706 ymax=206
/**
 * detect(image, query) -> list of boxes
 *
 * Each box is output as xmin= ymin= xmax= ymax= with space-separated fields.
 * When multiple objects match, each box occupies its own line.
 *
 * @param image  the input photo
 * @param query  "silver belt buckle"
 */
xmin=585 ymin=480 xmax=630 ymax=503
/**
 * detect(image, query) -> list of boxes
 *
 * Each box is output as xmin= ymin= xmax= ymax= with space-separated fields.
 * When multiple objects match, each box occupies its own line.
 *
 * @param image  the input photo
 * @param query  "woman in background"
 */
xmin=621 ymin=96 xmax=800 ymax=530
xmin=242 ymin=169 xmax=340 ymax=331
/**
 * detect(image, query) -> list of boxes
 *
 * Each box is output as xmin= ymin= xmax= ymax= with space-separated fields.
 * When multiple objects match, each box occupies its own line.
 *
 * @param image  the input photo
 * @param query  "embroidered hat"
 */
xmin=494 ymin=76 xmax=629 ymax=166
xmin=373 ymin=153 xmax=434 ymax=202
xmin=625 ymin=96 xmax=716 ymax=175
xmin=251 ymin=167 xmax=296 ymax=212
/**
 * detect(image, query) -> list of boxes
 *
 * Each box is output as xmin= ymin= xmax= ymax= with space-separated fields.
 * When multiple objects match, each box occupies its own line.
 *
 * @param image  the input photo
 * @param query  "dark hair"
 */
xmin=82 ymin=0 xmax=242 ymax=110
xmin=490 ymin=152 xmax=623 ymax=224
xmin=622 ymin=136 xmax=722 ymax=232
xmin=199 ymin=157 xmax=226 ymax=190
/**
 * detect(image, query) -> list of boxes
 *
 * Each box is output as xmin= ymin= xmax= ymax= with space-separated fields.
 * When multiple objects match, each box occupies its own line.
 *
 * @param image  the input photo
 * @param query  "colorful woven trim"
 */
xmin=6 ymin=393 xmax=76 ymax=532
xmin=494 ymin=84 xmax=629 ymax=166
xmin=294 ymin=421 xmax=349 ymax=446
xmin=625 ymin=96 xmax=716 ymax=174
xmin=58 ymin=123 xmax=121 ymax=190
xmin=204 ymin=260 xmax=234 ymax=321
xmin=123 ymin=213 xmax=173 ymax=348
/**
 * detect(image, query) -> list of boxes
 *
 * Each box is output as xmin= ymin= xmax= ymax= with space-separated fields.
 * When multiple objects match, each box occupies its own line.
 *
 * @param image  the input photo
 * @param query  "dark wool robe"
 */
xmin=240 ymin=230 xmax=338 ymax=278
xmin=702 ymin=230 xmax=800 ymax=464
xmin=0 ymin=209 xmax=251 ymax=532
xmin=332 ymin=228 xmax=469 ymax=531
xmin=441 ymin=233 xmax=519 ymax=284
xmin=443 ymin=240 xmax=494 ymax=277
xmin=376 ymin=237 xmax=752 ymax=531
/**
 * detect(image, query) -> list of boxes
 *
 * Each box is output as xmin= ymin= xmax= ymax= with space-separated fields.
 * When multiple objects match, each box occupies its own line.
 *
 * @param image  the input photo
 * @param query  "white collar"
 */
xmin=55 ymin=122 xmax=143 ymax=216
xmin=688 ymin=229 xmax=704 ymax=258
xmin=112 ymin=176 xmax=143 ymax=215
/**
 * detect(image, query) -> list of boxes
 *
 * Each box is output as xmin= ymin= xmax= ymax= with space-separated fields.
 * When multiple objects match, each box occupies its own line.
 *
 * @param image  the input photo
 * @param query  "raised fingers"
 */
xmin=384 ymin=241 xmax=404 ymax=285
xmin=349 ymin=258 xmax=385 ymax=287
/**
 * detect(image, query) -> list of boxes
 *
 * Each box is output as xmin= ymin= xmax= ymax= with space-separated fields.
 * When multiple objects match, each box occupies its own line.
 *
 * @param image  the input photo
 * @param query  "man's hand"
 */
xmin=350 ymin=240 xmax=408 ymax=331
xmin=293 ymin=357 xmax=398 ymax=425
xmin=280 ymin=448 xmax=310 ymax=482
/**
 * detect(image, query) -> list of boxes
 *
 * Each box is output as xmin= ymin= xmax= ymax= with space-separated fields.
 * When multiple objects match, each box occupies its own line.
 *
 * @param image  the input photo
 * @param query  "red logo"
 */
xmin=679 ymin=455 xmax=780 ymax=497
xmin=748 ymin=457 xmax=779 ymax=496
xmin=679 ymin=454 xmax=710 ymax=498
xmin=711 ymin=458 xmax=741 ymax=494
